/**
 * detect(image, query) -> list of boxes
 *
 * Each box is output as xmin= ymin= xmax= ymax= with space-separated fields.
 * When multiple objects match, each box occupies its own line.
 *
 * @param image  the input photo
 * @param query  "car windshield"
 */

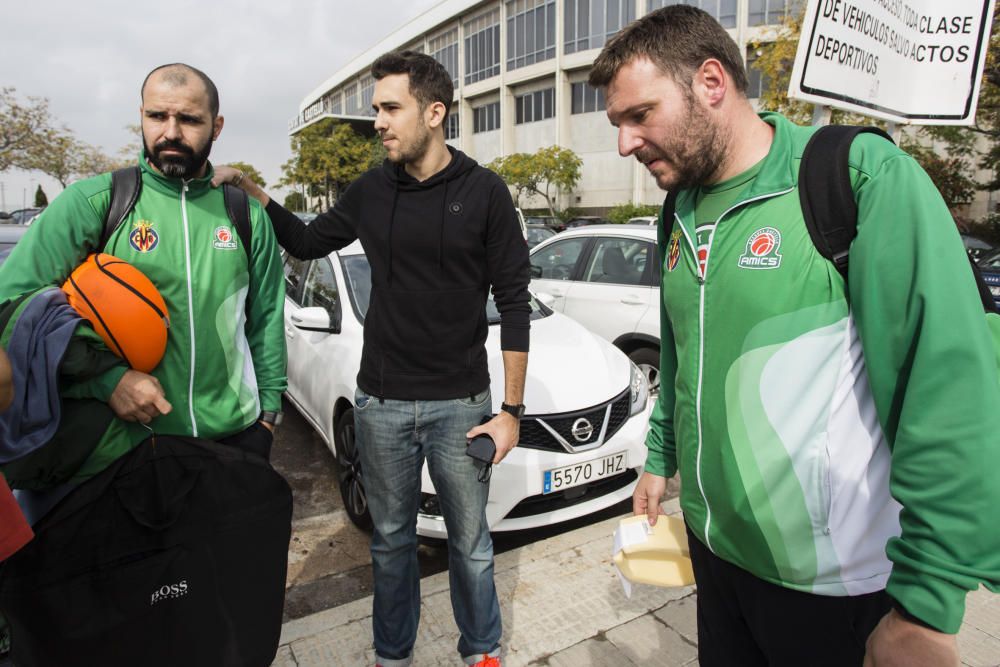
xmin=341 ymin=254 xmax=549 ymax=324
xmin=526 ymin=227 xmax=555 ymax=246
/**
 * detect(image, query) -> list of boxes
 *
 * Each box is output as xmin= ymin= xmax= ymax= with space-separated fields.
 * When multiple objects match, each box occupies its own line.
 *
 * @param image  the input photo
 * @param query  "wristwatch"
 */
xmin=500 ymin=403 xmax=526 ymax=419
xmin=259 ymin=410 xmax=284 ymax=426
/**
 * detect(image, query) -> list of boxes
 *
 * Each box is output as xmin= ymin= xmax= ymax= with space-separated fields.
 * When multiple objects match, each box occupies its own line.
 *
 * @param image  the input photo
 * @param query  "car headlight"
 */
xmin=629 ymin=361 xmax=649 ymax=416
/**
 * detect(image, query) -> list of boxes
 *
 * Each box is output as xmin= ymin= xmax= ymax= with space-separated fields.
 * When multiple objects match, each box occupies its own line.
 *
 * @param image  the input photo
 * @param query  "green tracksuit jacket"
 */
xmin=0 ymin=156 xmax=287 ymax=480
xmin=646 ymin=112 xmax=1000 ymax=633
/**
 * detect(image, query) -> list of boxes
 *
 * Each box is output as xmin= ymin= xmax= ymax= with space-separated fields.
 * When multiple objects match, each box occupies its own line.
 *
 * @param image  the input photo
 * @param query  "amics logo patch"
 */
xmin=213 ymin=226 xmax=238 ymax=250
xmin=738 ymin=227 xmax=783 ymax=269
xmin=150 ymin=579 xmax=189 ymax=606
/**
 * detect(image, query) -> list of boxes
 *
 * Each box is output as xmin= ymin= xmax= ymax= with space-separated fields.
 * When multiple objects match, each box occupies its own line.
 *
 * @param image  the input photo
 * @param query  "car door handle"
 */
xmin=620 ymin=296 xmax=644 ymax=305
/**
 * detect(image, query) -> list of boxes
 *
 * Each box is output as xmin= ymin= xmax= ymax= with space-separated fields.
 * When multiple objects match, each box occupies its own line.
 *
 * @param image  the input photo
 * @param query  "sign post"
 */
xmin=788 ymin=0 xmax=996 ymax=125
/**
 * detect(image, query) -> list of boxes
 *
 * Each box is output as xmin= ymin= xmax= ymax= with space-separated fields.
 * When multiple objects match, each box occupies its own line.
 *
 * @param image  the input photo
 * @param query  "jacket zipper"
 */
xmin=181 ymin=182 xmax=198 ymax=436
xmin=680 ymin=186 xmax=795 ymax=552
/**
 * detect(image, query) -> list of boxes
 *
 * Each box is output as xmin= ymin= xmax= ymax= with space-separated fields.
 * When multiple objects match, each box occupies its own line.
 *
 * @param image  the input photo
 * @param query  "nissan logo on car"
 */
xmin=571 ymin=418 xmax=594 ymax=442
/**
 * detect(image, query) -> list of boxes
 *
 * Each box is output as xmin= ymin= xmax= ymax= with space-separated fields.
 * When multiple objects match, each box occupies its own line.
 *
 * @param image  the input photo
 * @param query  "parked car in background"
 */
xmin=962 ymin=233 xmax=995 ymax=262
xmin=528 ymin=225 xmax=661 ymax=394
xmin=293 ymin=212 xmax=319 ymax=223
xmin=0 ymin=225 xmax=29 ymax=265
xmin=280 ymin=242 xmax=650 ymax=539
xmin=525 ymin=215 xmax=562 ymax=232
xmin=6 ymin=208 xmax=44 ymax=225
xmin=564 ymin=216 xmax=611 ymax=229
xmin=626 ymin=216 xmax=658 ymax=226
xmin=525 ymin=223 xmax=556 ymax=249
xmin=979 ymin=248 xmax=1000 ymax=309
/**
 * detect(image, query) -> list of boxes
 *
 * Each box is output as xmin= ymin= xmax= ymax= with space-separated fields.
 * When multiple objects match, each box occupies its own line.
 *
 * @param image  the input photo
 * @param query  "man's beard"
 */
xmin=640 ymin=99 xmax=729 ymax=192
xmin=388 ymin=120 xmax=432 ymax=165
xmin=145 ymin=136 xmax=213 ymax=179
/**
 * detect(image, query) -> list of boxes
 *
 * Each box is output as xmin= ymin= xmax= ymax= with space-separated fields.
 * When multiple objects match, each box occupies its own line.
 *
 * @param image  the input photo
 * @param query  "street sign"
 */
xmin=788 ymin=0 xmax=996 ymax=125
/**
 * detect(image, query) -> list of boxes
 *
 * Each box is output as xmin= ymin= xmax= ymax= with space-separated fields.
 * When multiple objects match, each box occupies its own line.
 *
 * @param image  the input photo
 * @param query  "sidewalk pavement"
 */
xmin=272 ymin=498 xmax=1000 ymax=666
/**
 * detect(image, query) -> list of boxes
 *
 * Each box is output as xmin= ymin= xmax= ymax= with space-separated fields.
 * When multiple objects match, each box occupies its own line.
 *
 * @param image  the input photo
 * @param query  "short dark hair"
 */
xmin=589 ymin=5 xmax=748 ymax=94
xmin=141 ymin=63 xmax=220 ymax=118
xmin=371 ymin=50 xmax=454 ymax=122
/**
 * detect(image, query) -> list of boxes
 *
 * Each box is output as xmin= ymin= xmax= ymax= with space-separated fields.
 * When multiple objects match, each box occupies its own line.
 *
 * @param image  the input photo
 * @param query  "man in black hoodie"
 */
xmin=215 ymin=51 xmax=529 ymax=667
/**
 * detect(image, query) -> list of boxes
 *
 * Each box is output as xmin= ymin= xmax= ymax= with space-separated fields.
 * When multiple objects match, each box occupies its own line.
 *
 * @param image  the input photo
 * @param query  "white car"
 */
xmin=528 ymin=225 xmax=660 ymax=393
xmin=281 ymin=241 xmax=650 ymax=539
xmin=626 ymin=216 xmax=658 ymax=225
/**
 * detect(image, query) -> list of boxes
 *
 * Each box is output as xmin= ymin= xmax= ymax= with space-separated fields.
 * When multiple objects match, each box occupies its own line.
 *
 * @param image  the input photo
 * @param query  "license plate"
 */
xmin=543 ymin=452 xmax=628 ymax=494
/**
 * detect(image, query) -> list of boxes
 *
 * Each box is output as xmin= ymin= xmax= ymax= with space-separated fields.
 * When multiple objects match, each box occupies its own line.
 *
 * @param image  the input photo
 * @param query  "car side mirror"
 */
xmin=530 ymin=265 xmax=543 ymax=278
xmin=291 ymin=306 xmax=340 ymax=334
xmin=535 ymin=291 xmax=556 ymax=309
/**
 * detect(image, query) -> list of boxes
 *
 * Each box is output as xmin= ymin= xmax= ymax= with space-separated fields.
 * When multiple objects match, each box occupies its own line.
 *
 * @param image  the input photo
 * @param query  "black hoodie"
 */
xmin=265 ymin=147 xmax=531 ymax=400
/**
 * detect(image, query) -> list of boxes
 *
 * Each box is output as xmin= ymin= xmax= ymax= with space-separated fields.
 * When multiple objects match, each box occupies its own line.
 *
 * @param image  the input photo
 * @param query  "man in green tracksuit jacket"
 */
xmin=591 ymin=7 xmax=1000 ymax=666
xmin=0 ymin=63 xmax=287 ymax=479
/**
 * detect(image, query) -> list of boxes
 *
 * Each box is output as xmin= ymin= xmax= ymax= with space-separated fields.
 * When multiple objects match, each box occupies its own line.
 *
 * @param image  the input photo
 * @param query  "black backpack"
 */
xmin=101 ymin=166 xmax=253 ymax=262
xmin=0 ymin=435 xmax=292 ymax=667
xmin=798 ymin=125 xmax=998 ymax=314
xmin=661 ymin=125 xmax=999 ymax=315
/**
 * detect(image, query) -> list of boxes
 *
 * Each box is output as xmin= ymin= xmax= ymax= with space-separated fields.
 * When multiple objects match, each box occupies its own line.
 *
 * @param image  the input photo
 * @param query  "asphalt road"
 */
xmin=271 ymin=397 xmax=676 ymax=623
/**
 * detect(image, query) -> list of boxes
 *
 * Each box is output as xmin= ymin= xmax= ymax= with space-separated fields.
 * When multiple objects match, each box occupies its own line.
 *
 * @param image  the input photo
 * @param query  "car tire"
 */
xmin=335 ymin=407 xmax=373 ymax=532
xmin=628 ymin=347 xmax=660 ymax=397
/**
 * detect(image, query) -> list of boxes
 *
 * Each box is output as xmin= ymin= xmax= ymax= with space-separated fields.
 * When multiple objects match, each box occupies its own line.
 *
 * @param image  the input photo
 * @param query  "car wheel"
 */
xmin=335 ymin=407 xmax=373 ymax=531
xmin=629 ymin=347 xmax=660 ymax=397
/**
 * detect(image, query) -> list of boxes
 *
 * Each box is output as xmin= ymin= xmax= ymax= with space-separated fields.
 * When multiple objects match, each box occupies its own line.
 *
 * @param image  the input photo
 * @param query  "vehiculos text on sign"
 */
xmin=788 ymin=0 xmax=996 ymax=124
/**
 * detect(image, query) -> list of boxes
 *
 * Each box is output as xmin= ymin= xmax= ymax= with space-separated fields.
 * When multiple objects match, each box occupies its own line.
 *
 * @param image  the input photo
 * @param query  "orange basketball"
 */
xmin=61 ymin=253 xmax=170 ymax=373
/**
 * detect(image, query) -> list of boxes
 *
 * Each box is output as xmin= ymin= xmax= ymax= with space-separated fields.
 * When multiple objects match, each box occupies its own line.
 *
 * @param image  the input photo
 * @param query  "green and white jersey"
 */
xmin=0 ymin=155 xmax=287 ymax=479
xmin=647 ymin=113 xmax=1000 ymax=633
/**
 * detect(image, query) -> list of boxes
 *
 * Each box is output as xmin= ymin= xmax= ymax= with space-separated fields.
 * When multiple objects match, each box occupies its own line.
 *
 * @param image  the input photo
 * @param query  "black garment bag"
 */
xmin=0 ymin=434 xmax=292 ymax=667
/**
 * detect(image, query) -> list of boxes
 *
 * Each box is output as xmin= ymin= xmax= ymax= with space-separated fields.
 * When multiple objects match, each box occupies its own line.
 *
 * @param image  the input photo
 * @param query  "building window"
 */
xmin=445 ymin=109 xmax=460 ymax=140
xmin=465 ymin=9 xmax=501 ymax=84
xmin=344 ymin=83 xmax=358 ymax=116
xmin=571 ymin=81 xmax=605 ymax=114
xmin=506 ymin=0 xmax=556 ymax=71
xmin=564 ymin=0 xmax=636 ymax=54
xmin=473 ymin=102 xmax=501 ymax=133
xmin=359 ymin=75 xmax=375 ymax=116
xmin=748 ymin=0 xmax=801 ymax=25
xmin=745 ymin=47 xmax=771 ymax=99
xmin=515 ymin=88 xmax=554 ymax=124
xmin=646 ymin=0 xmax=737 ymax=29
xmin=330 ymin=92 xmax=343 ymax=114
xmin=429 ymin=28 xmax=460 ymax=88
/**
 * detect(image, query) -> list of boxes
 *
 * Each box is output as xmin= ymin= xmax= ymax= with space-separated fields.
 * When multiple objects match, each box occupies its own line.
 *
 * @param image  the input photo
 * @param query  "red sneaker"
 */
xmin=470 ymin=655 xmax=501 ymax=667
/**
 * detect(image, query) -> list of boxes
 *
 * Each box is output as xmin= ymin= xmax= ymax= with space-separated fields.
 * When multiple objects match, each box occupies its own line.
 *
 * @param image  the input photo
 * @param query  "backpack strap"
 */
xmin=223 ymin=183 xmax=253 ymax=266
xmin=658 ymin=189 xmax=679 ymax=259
xmin=798 ymin=125 xmax=893 ymax=278
xmin=101 ymin=166 xmax=143 ymax=251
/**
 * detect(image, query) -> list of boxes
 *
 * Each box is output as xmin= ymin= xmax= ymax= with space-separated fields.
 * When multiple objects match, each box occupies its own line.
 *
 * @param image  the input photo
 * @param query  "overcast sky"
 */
xmin=1 ymin=0 xmax=440 ymax=211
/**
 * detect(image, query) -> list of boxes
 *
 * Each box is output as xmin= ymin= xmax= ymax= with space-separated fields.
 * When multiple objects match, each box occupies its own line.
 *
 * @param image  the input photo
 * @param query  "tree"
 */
xmin=23 ymin=131 xmax=81 ymax=188
xmin=0 ymin=88 xmax=58 ymax=172
xmin=283 ymin=191 xmax=306 ymax=211
xmin=34 ymin=185 xmax=48 ymax=207
xmin=222 ymin=161 xmax=267 ymax=189
xmin=280 ymin=119 xmax=382 ymax=208
xmin=486 ymin=145 xmax=582 ymax=218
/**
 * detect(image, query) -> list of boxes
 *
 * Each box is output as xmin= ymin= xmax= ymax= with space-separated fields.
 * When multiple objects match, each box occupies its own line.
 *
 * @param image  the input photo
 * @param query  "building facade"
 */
xmin=289 ymin=0 xmax=801 ymax=214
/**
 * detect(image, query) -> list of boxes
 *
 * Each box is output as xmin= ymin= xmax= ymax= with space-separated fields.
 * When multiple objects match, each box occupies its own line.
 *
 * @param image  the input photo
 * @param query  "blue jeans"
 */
xmin=354 ymin=388 xmax=501 ymax=666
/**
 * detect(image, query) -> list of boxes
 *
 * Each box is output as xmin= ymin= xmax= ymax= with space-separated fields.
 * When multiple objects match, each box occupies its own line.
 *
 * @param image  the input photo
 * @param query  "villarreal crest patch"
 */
xmin=667 ymin=230 xmax=682 ymax=272
xmin=129 ymin=220 xmax=159 ymax=253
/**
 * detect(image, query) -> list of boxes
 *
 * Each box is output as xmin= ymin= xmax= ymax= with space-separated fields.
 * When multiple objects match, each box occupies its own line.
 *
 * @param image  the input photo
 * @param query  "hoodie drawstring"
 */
xmin=439 ymin=180 xmax=449 ymax=271
xmin=386 ymin=181 xmax=400 ymax=287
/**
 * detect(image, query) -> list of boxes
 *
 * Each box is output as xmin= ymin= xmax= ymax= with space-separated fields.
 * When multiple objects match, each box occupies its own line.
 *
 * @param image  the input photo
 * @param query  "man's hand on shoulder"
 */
xmin=633 ymin=471 xmax=668 ymax=526
xmin=211 ymin=165 xmax=270 ymax=207
xmin=864 ymin=609 xmax=959 ymax=667
xmin=466 ymin=412 xmax=519 ymax=464
xmin=109 ymin=369 xmax=172 ymax=424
